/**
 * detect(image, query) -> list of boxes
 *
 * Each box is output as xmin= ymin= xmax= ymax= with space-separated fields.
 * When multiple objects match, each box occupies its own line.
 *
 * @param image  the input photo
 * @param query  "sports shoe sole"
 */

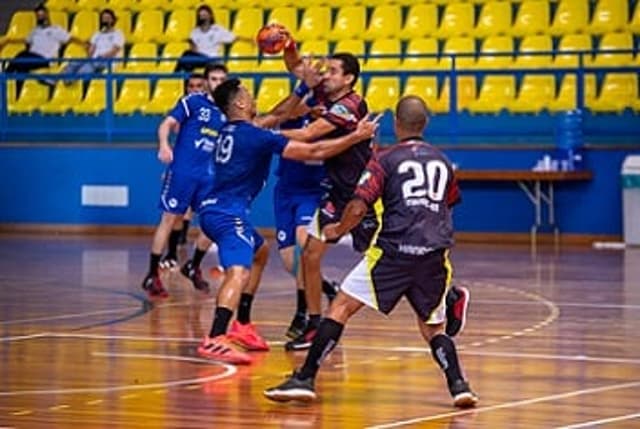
xmin=263 ymin=388 xmax=317 ymax=402
xmin=197 ymin=346 xmax=252 ymax=365
xmin=447 ymin=287 xmax=470 ymax=337
xmin=453 ymin=391 xmax=478 ymax=408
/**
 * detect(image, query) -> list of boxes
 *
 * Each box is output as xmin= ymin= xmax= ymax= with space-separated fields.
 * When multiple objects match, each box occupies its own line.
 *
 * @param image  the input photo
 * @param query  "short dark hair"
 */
xmin=213 ymin=78 xmax=242 ymax=115
xmin=197 ymin=5 xmax=215 ymax=23
xmin=204 ymin=62 xmax=228 ymax=78
xmin=395 ymin=95 xmax=429 ymax=134
xmin=331 ymin=52 xmax=360 ymax=87
xmin=100 ymin=8 xmax=117 ymax=23
xmin=184 ymin=73 xmax=204 ymax=92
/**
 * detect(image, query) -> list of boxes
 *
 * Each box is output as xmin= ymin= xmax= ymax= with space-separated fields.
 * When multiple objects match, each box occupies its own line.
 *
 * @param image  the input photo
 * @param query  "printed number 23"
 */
xmin=398 ymin=160 xmax=448 ymax=201
xmin=216 ymin=135 xmax=233 ymax=163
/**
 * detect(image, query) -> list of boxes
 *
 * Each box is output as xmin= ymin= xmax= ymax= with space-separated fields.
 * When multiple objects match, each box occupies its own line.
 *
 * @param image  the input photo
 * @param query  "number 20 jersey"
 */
xmin=355 ymin=138 xmax=461 ymax=257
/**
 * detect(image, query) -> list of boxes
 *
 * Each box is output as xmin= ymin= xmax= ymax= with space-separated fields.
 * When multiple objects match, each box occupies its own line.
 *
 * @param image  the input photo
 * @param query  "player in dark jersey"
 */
xmin=140 ymin=64 xmax=227 ymax=298
xmin=194 ymin=78 xmax=380 ymax=365
xmin=264 ymin=96 xmax=478 ymax=408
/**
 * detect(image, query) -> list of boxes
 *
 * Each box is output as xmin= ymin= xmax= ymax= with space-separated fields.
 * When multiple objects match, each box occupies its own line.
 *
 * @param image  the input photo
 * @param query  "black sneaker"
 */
xmin=322 ymin=279 xmax=339 ymax=302
xmin=141 ymin=274 xmax=168 ymax=298
xmin=449 ymin=379 xmax=478 ymax=408
xmin=446 ymin=285 xmax=470 ymax=337
xmin=159 ymin=255 xmax=178 ymax=270
xmin=284 ymin=325 xmax=317 ymax=351
xmin=180 ymin=260 xmax=210 ymax=293
xmin=286 ymin=313 xmax=307 ymax=339
xmin=264 ymin=371 xmax=316 ymax=402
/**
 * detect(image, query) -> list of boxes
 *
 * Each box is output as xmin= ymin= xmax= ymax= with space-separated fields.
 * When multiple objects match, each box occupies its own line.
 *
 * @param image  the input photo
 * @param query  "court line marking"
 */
xmin=366 ymin=380 xmax=640 ymax=429
xmin=0 ymin=333 xmax=48 ymax=343
xmin=0 ymin=352 xmax=236 ymax=397
xmin=472 ymin=299 xmax=640 ymax=310
xmin=555 ymin=412 xmax=640 ymax=429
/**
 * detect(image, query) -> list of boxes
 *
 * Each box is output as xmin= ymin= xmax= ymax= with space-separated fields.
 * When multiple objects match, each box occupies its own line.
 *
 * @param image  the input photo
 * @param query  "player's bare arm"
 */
xmin=280 ymin=116 xmax=337 ymax=142
xmin=157 ymin=116 xmax=179 ymax=164
xmin=322 ymin=198 xmax=369 ymax=241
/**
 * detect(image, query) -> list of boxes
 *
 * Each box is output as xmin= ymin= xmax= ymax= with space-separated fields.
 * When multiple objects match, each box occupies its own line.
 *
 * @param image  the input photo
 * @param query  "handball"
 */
xmin=256 ymin=24 xmax=289 ymax=54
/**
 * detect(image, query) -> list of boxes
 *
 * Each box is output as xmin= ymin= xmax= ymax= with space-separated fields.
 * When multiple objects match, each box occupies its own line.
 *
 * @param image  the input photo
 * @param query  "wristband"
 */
xmin=294 ymin=81 xmax=310 ymax=98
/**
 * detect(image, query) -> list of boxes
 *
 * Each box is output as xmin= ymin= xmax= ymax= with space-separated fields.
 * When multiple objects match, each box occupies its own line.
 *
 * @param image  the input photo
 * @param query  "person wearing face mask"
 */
xmin=174 ymin=5 xmax=241 ymax=73
xmin=59 ymin=8 xmax=125 ymax=85
xmin=1 ymin=3 xmax=85 ymax=93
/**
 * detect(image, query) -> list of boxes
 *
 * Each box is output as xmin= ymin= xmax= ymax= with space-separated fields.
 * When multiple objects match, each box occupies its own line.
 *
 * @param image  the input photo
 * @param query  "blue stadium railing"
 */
xmin=1 ymin=49 xmax=639 ymax=143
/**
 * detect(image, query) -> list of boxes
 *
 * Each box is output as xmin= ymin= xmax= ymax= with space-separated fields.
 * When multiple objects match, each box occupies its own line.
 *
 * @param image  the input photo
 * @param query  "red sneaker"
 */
xmin=141 ymin=274 xmax=168 ymax=299
xmin=197 ymin=335 xmax=252 ymax=365
xmin=227 ymin=320 xmax=270 ymax=351
xmin=446 ymin=286 xmax=470 ymax=337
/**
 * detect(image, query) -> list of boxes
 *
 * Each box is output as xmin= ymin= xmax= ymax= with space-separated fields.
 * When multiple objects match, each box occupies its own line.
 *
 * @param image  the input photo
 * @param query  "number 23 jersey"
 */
xmin=355 ymin=138 xmax=461 ymax=257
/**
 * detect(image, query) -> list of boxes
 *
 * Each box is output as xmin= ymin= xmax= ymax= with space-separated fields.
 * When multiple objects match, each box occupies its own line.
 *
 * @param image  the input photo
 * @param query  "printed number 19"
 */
xmin=216 ymin=135 xmax=233 ymax=164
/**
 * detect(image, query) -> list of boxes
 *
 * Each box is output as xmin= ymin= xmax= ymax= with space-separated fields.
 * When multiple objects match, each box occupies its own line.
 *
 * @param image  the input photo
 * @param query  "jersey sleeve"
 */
xmin=263 ymin=128 xmax=289 ymax=155
xmin=55 ymin=26 xmax=71 ymax=44
xmin=322 ymin=101 xmax=359 ymax=131
xmin=215 ymin=26 xmax=236 ymax=44
xmin=447 ymin=174 xmax=462 ymax=207
xmin=354 ymin=155 xmax=386 ymax=206
xmin=168 ymin=96 xmax=191 ymax=122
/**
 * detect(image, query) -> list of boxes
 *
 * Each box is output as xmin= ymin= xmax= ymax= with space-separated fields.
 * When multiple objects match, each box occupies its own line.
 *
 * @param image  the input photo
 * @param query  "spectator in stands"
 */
xmin=60 ymin=8 xmax=124 ymax=85
xmin=175 ymin=5 xmax=243 ymax=72
xmin=1 ymin=3 xmax=85 ymax=91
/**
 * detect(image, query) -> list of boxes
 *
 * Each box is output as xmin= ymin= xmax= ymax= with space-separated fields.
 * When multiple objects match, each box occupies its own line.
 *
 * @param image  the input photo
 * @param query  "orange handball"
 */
xmin=256 ymin=24 xmax=289 ymax=54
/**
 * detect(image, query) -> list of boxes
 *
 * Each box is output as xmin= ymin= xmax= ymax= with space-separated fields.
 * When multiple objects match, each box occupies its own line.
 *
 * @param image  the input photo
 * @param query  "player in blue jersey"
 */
xmin=141 ymin=63 xmax=227 ymax=299
xmin=194 ymin=78 xmax=380 ymax=364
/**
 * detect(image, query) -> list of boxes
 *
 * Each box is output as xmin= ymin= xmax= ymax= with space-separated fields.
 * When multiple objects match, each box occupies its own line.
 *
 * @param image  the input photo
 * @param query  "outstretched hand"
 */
xmin=354 ymin=113 xmax=383 ymax=140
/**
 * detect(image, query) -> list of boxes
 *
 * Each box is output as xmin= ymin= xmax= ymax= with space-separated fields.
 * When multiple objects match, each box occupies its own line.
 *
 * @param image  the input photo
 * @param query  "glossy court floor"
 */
xmin=1 ymin=234 xmax=639 ymax=428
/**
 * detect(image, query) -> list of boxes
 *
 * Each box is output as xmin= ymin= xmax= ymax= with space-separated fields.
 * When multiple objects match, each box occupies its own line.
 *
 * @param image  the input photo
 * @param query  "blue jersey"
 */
xmin=275 ymin=115 xmax=327 ymax=193
xmin=168 ymin=92 xmax=225 ymax=176
xmin=202 ymin=120 xmax=289 ymax=212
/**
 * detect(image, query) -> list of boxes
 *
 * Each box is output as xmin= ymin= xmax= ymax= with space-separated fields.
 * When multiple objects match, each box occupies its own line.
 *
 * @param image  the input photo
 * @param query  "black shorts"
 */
xmin=341 ymin=248 xmax=452 ymax=323
xmin=306 ymin=195 xmax=378 ymax=253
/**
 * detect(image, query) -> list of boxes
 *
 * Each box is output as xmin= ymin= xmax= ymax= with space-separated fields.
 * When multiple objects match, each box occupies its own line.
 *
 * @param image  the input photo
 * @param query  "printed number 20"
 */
xmin=398 ymin=160 xmax=448 ymax=201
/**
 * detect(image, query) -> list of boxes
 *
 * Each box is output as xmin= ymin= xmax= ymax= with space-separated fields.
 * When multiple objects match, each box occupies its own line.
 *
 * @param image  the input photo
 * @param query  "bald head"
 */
xmin=394 ymin=95 xmax=429 ymax=136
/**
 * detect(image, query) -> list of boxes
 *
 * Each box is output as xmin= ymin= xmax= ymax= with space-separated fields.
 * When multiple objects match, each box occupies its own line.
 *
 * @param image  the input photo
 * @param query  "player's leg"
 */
xmin=179 ymin=208 xmax=193 ymax=245
xmin=142 ymin=210 xmax=180 ymax=298
xmin=180 ymin=232 xmax=212 ymax=292
xmin=160 ymin=216 xmax=183 ymax=270
xmin=407 ymin=250 xmax=478 ymax=408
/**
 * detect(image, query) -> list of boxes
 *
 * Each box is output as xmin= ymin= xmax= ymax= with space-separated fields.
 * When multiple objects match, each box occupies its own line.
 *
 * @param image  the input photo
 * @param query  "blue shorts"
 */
xmin=274 ymin=182 xmax=323 ymax=249
xmin=158 ymin=167 xmax=212 ymax=215
xmin=199 ymin=208 xmax=265 ymax=269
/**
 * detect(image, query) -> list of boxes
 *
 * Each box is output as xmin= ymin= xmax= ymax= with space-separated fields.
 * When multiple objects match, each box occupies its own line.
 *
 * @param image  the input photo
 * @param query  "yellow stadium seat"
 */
xmin=169 ymin=0 xmax=200 ymax=9
xmin=403 ymin=77 xmax=440 ymax=112
xmin=365 ymin=38 xmax=401 ymax=71
xmin=226 ymin=41 xmax=258 ymax=72
xmin=328 ymin=6 xmax=366 ymax=41
xmin=508 ymin=75 xmax=555 ymax=113
xmin=1 ymin=43 xmax=26 ymax=60
xmin=474 ymin=1 xmax=512 ymax=38
xmin=299 ymin=40 xmax=329 ymax=57
xmin=437 ymin=3 xmax=475 ymax=38
xmin=158 ymin=41 xmax=189 ymax=72
xmin=241 ymin=77 xmax=255 ymax=97
xmin=399 ymin=3 xmax=438 ymax=40
xmin=132 ymin=0 xmax=167 ymax=10
xmin=209 ymin=9 xmax=231 ymax=31
xmin=258 ymin=52 xmax=287 ymax=72
xmin=589 ymin=0 xmax=628 ymax=34
xmin=436 ymin=77 xmax=477 ymax=112
xmin=9 ymin=80 xmax=50 ymax=114
xmin=554 ymin=34 xmax=592 ymax=67
xmin=631 ymin=3 xmax=640 ymax=34
xmin=267 ymin=7 xmax=298 ymax=37
xmin=140 ymin=79 xmax=183 ymax=114
xmin=76 ymin=0 xmax=107 ymax=10
xmin=549 ymin=0 xmax=588 ymax=36
xmin=5 ymin=11 xmax=35 ymax=40
xmin=126 ymin=42 xmax=158 ymax=73
xmin=365 ymin=77 xmax=399 ymax=113
xmin=49 ymin=11 xmax=69 ymax=31
xmin=363 ymin=5 xmax=402 ymax=41
xmin=233 ymin=0 xmax=261 ymax=9
xmin=40 ymin=81 xmax=83 ymax=113
xmin=514 ymin=35 xmax=553 ymax=68
xmin=592 ymin=32 xmax=634 ymax=66
xmin=467 ymin=76 xmax=515 ymax=113
xmin=73 ymin=80 xmax=118 ymax=114
xmin=6 ymin=80 xmax=17 ymax=112
xmin=263 ymin=0 xmax=295 ymax=7
xmin=108 ymin=0 xmax=138 ymax=10
xmin=589 ymin=73 xmax=637 ymax=112
xmin=297 ymin=7 xmax=331 ymax=41
xmin=333 ymin=39 xmax=365 ymax=57
xmin=401 ymin=38 xmax=439 ymax=70
xmin=131 ymin=10 xmax=163 ymax=43
xmin=114 ymin=80 xmax=151 ymax=114
xmin=511 ymin=0 xmax=549 ymax=36
xmin=475 ymin=35 xmax=513 ymax=69
xmin=256 ymin=78 xmax=290 ymax=113
xmin=439 ymin=37 xmax=476 ymax=70
xmin=114 ymin=10 xmax=132 ymax=41
xmin=161 ymin=9 xmax=193 ymax=43
xmin=70 ymin=11 xmax=98 ymax=42
xmin=231 ymin=8 xmax=263 ymax=40
xmin=58 ymin=43 xmax=90 ymax=74
xmin=547 ymin=74 xmax=596 ymax=111
xmin=46 ymin=0 xmax=77 ymax=12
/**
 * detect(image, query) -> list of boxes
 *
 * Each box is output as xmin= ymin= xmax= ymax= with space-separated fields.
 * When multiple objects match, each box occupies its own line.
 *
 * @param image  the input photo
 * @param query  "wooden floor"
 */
xmin=1 ymin=234 xmax=640 ymax=428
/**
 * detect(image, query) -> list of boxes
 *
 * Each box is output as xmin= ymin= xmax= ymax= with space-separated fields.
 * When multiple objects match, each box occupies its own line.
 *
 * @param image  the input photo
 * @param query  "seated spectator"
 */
xmin=175 ymin=5 xmax=244 ymax=72
xmin=60 ymin=9 xmax=124 ymax=85
xmin=1 ymin=3 xmax=85 ymax=91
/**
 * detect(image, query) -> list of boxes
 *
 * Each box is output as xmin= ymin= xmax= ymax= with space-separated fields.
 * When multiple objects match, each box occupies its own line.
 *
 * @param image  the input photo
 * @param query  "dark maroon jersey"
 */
xmin=318 ymin=90 xmax=372 ymax=204
xmin=354 ymin=138 xmax=461 ymax=256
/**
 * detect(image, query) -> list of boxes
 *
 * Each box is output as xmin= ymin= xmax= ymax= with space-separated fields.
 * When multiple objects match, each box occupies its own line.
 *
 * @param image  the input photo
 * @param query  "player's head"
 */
xmin=394 ymin=95 xmax=430 ymax=138
xmin=34 ymin=3 xmax=49 ymax=27
xmin=203 ymin=63 xmax=228 ymax=94
xmin=197 ymin=5 xmax=215 ymax=26
xmin=184 ymin=73 xmax=205 ymax=94
xmin=323 ymin=52 xmax=360 ymax=95
xmin=99 ymin=9 xmax=117 ymax=31
xmin=213 ymin=78 xmax=256 ymax=119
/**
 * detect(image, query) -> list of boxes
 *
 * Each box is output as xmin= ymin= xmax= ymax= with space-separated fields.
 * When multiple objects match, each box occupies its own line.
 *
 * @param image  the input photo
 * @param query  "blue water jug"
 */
xmin=555 ymin=110 xmax=584 ymax=171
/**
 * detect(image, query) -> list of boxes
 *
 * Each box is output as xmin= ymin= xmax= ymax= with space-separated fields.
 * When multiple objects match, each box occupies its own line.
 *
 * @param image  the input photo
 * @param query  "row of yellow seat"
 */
xmin=9 ymin=0 xmax=639 ymax=46
xmin=6 ymin=72 xmax=639 ymax=115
